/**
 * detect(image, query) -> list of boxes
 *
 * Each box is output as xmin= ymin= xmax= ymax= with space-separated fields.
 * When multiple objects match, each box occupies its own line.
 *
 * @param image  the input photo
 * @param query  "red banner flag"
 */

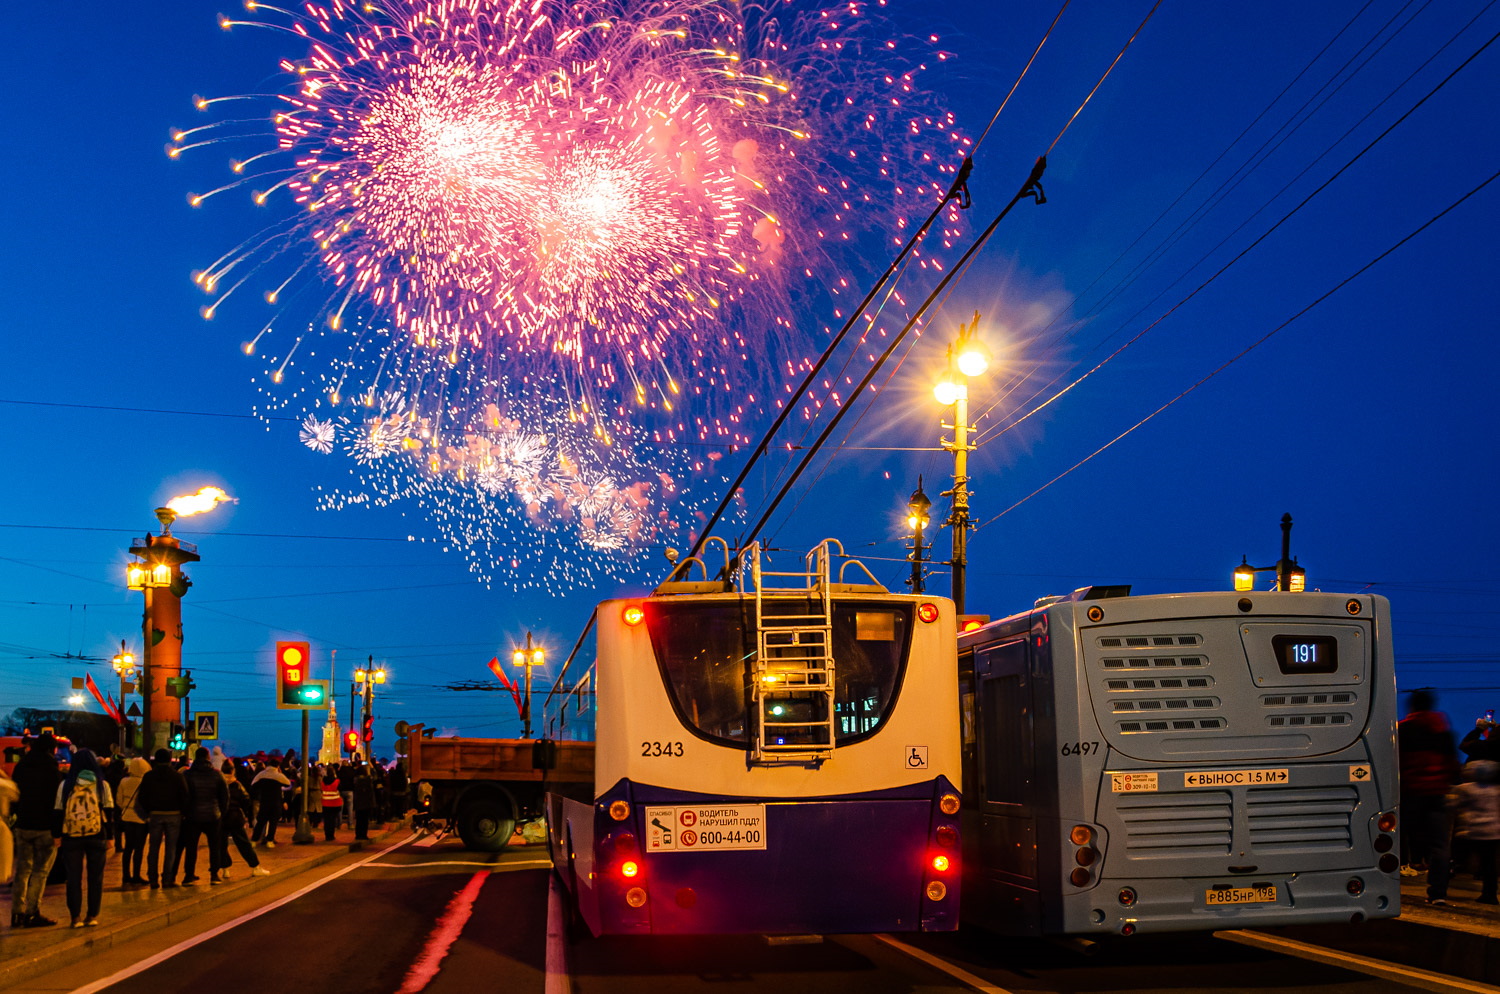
xmin=85 ymin=673 xmax=121 ymax=722
xmin=487 ymin=657 xmax=523 ymax=718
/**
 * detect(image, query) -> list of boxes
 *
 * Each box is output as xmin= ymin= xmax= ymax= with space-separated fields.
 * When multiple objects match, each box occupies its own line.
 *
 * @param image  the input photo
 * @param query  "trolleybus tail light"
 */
xmin=1118 ymin=886 xmax=1137 ymax=907
xmin=1069 ymin=825 xmax=1094 ymax=846
xmin=939 ymin=793 xmax=960 ymax=815
xmin=935 ymin=825 xmax=958 ymax=848
xmin=1120 ymin=922 xmax=1136 ymax=936
xmin=1074 ymin=847 xmax=1098 ymax=867
xmin=622 ymin=604 xmax=646 ymax=627
xmin=926 ymin=881 xmax=948 ymax=901
xmin=917 ymin=602 xmax=940 ymax=624
xmin=625 ymin=886 xmax=647 ymax=908
xmin=608 ymin=800 xmax=630 ymax=821
xmin=620 ymin=860 xmax=640 ymax=879
xmin=1347 ymin=877 xmax=1365 ymax=896
xmin=613 ymin=833 xmax=637 ymax=853
xmin=1378 ymin=811 xmax=1397 ymax=832
xmin=931 ymin=854 xmax=951 ymax=873
xmin=1373 ymin=834 xmax=1393 ymax=853
xmin=1069 ymin=868 xmax=1091 ymax=887
xmin=1379 ymin=853 xmax=1399 ymax=873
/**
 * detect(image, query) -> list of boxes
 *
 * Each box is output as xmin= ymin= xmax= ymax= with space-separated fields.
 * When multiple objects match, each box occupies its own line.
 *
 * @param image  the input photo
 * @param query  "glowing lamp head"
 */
xmin=931 ymin=854 xmax=951 ymax=873
xmin=955 ymin=339 xmax=991 ymax=377
xmin=1288 ymin=565 xmax=1307 ymax=593
xmin=1233 ymin=560 xmax=1255 ymax=592
xmin=621 ymin=860 xmax=640 ymax=878
xmin=126 ymin=563 xmax=148 ymax=591
xmin=373 ymin=668 xmax=387 ymax=684
xmin=932 ymin=378 xmax=964 ymax=406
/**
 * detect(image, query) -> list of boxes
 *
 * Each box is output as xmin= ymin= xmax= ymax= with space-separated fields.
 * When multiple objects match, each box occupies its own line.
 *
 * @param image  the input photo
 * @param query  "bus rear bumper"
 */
xmin=1065 ymin=868 xmax=1400 ymax=935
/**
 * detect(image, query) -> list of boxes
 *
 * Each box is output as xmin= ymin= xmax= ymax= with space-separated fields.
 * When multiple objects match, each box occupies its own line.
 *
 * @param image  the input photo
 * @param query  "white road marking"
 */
xmin=545 ymin=871 xmax=570 ymax=994
xmin=66 ymin=833 xmax=419 ymax=994
xmin=1217 ymin=929 xmax=1500 ymax=994
xmin=874 ymin=934 xmax=1019 ymax=994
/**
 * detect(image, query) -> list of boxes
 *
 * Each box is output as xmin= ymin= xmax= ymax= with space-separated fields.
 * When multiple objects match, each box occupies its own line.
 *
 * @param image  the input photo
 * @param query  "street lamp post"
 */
xmin=1233 ymin=513 xmax=1307 ymax=592
xmin=512 ymin=632 xmax=546 ymax=739
xmin=933 ymin=311 xmax=991 ymax=615
xmin=906 ymin=479 xmax=932 ymax=594
xmin=111 ymin=640 xmax=137 ymax=753
xmin=354 ymin=658 xmax=387 ymax=761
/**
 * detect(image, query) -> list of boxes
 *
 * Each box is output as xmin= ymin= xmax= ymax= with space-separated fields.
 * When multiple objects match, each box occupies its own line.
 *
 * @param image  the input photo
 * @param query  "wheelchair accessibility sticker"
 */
xmin=906 ymin=745 xmax=929 ymax=770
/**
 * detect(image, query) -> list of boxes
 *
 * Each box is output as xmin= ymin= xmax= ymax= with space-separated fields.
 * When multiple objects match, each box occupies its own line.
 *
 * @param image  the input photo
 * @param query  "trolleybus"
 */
xmin=548 ymin=538 xmax=961 ymax=936
xmin=958 ymin=586 xmax=1399 ymax=936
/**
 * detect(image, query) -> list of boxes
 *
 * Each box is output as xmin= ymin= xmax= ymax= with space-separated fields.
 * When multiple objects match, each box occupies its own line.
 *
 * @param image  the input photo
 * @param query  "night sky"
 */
xmin=3 ymin=1 xmax=1496 ymax=754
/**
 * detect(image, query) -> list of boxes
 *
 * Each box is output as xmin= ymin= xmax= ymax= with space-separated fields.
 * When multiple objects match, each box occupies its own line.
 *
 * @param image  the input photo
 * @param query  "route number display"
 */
xmin=644 ymin=805 xmax=767 ymax=852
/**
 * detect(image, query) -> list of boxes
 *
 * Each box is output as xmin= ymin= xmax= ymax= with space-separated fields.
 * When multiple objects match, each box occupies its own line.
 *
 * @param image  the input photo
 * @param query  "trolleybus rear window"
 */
xmin=644 ymin=600 xmax=913 ymax=749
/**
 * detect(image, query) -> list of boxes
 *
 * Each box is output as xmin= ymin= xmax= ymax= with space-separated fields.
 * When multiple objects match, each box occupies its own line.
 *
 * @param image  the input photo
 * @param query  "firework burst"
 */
xmin=180 ymin=0 xmax=969 ymax=584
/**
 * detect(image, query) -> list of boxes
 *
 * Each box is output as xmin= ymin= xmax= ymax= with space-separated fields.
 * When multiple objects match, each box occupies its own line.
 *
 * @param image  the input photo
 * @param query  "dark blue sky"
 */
xmin=3 ymin=1 xmax=1497 ymax=753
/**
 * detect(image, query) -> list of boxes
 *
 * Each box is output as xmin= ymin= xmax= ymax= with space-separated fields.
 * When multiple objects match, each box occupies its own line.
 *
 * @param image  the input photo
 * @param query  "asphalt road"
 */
xmin=31 ymin=836 xmax=1474 ymax=994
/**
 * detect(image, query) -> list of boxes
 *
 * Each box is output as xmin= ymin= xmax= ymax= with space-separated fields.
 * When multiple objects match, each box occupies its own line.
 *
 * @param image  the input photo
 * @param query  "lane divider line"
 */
xmin=1216 ymin=929 xmax=1500 ymax=994
xmin=395 ymin=870 xmax=492 ymax=994
xmin=545 ymin=870 xmax=571 ymax=994
xmin=67 ymin=833 xmax=419 ymax=994
xmin=874 ymin=934 xmax=1018 ymax=994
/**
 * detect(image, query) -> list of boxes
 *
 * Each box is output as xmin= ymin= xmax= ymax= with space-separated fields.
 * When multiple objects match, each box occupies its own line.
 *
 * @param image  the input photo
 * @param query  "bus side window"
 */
xmin=981 ymin=640 xmax=1033 ymax=805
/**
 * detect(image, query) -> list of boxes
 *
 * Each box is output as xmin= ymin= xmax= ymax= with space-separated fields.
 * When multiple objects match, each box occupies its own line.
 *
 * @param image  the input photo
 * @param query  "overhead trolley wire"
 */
xmin=976 ymin=164 xmax=1500 ymax=530
xmin=973 ymin=20 xmax=1500 ymax=449
xmin=739 ymin=1 xmax=1165 ymax=548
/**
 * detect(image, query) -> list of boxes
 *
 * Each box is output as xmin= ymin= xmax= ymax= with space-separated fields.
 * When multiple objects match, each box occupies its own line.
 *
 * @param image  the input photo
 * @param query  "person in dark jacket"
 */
xmin=215 ymin=760 xmax=271 ymax=879
xmin=136 ymin=747 xmax=190 ymax=888
xmin=1461 ymin=716 xmax=1500 ymax=763
xmin=387 ymin=760 xmax=409 ymax=818
xmin=54 ymin=748 xmax=113 ymax=928
xmin=10 ymin=733 xmax=62 ymax=928
xmin=352 ymin=762 xmax=376 ymax=840
xmin=1400 ymin=689 xmax=1461 ymax=904
xmin=250 ymin=759 xmax=291 ymax=846
xmin=179 ymin=748 xmax=229 ymax=885
xmin=337 ymin=761 xmax=356 ymax=828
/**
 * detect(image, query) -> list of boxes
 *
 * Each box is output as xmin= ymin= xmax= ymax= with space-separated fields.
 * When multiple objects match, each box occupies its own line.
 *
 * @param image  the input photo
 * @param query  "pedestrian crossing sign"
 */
xmin=194 ymin=712 xmax=219 ymax=740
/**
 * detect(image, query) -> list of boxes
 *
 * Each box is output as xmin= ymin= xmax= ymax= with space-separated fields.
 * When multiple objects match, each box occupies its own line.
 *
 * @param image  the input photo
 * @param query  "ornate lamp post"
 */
xmin=906 ymin=479 xmax=932 ymax=594
xmin=512 ymin=632 xmax=546 ymax=739
xmin=1233 ymin=513 xmax=1307 ymax=592
xmin=111 ymin=640 xmax=137 ymax=752
xmin=933 ymin=312 xmax=991 ymax=614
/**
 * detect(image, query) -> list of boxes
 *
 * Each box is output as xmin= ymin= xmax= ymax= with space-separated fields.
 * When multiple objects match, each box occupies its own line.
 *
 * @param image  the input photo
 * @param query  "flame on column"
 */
xmin=166 ymin=486 xmax=235 ymax=517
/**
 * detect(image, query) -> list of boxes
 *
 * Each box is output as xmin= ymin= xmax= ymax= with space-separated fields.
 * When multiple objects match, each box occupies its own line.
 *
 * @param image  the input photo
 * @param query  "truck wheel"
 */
xmin=456 ymin=795 xmax=516 ymax=852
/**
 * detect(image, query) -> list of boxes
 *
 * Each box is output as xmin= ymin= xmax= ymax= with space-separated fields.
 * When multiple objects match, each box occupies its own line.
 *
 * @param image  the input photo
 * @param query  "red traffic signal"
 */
xmin=343 ymin=730 xmax=360 ymax=753
xmin=362 ymin=714 xmax=374 ymax=743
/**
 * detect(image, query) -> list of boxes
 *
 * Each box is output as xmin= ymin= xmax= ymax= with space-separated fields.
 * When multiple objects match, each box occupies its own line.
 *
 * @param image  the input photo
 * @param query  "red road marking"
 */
xmin=395 ymin=870 xmax=491 ymax=994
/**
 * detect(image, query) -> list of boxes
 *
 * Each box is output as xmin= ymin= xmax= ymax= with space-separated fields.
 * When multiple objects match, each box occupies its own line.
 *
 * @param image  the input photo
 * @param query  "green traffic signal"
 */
xmin=297 ymin=685 xmax=326 ymax=704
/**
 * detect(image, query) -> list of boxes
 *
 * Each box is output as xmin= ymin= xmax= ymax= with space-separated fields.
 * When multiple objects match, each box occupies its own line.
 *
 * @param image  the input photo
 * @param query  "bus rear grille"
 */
xmin=1117 ymin=790 xmax=1232 ymax=854
xmin=1247 ymin=786 xmax=1356 ymax=850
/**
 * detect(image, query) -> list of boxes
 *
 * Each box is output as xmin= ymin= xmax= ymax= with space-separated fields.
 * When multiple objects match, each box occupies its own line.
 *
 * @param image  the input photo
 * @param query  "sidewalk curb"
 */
xmin=0 ymin=824 xmax=407 ymax=992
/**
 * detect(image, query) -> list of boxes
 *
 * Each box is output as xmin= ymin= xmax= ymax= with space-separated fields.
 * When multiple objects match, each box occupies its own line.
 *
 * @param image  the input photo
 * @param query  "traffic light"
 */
xmin=169 ymin=723 xmax=186 ymax=751
xmin=362 ymin=714 xmax=374 ymax=744
xmin=343 ymin=730 xmax=360 ymax=754
xmin=276 ymin=641 xmax=313 ymax=709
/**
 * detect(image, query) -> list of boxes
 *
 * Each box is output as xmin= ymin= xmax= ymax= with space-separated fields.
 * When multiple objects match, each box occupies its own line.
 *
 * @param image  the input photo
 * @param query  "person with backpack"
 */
xmin=11 ymin=732 xmax=62 ymax=928
xmin=53 ymin=748 xmax=113 ymax=928
xmin=215 ymin=759 xmax=271 ymax=879
xmin=135 ymin=748 xmax=189 ymax=889
xmin=115 ymin=757 xmax=151 ymax=886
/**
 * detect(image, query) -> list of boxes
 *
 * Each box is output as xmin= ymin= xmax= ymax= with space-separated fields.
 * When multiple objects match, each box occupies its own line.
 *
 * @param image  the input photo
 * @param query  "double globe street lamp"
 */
xmin=931 ymin=312 xmax=992 ymax=615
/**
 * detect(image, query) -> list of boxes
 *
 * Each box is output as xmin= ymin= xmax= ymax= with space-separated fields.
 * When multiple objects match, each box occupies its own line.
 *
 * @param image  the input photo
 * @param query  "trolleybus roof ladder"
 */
xmin=742 ymin=539 xmax=881 ymax=766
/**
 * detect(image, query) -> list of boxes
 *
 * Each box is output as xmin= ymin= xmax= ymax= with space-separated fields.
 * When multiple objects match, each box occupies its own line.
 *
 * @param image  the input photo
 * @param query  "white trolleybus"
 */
xmin=548 ymin=539 xmax=962 ymax=936
xmin=957 ymin=586 xmax=1399 ymax=936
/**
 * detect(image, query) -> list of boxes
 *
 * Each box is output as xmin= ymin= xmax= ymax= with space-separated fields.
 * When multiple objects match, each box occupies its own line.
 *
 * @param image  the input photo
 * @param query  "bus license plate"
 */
xmin=1206 ymin=884 xmax=1277 ymax=906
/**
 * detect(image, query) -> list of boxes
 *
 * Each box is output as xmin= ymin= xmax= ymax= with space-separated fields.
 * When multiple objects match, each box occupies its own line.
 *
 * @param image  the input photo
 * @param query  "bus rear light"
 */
xmin=1118 ymin=887 xmax=1137 ymax=907
xmin=1069 ymin=825 xmax=1094 ymax=846
xmin=1378 ymin=811 xmax=1397 ymax=832
xmin=620 ymin=860 xmax=640 ymax=879
xmin=1373 ymin=834 xmax=1392 ymax=853
xmin=1379 ymin=853 xmax=1399 ymax=873
xmin=1120 ymin=922 xmax=1136 ymax=936
xmin=939 ymin=793 xmax=960 ymax=815
xmin=613 ymin=833 xmax=637 ymax=853
xmin=1074 ymin=847 xmax=1098 ymax=867
xmin=608 ymin=800 xmax=630 ymax=821
xmin=935 ymin=825 xmax=958 ymax=848
xmin=926 ymin=881 xmax=948 ymax=901
xmin=622 ymin=604 xmax=645 ymax=627
xmin=625 ymin=886 xmax=647 ymax=908
xmin=1069 ymin=868 xmax=1091 ymax=887
xmin=1347 ymin=877 xmax=1365 ymax=896
xmin=931 ymin=854 xmax=951 ymax=873
xmin=917 ymin=602 xmax=940 ymax=624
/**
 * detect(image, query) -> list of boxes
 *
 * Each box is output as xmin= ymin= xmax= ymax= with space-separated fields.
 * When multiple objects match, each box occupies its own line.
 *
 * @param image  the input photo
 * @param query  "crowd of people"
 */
xmin=1398 ymin=689 xmax=1500 ymax=906
xmin=1 ymin=733 xmax=409 ymax=930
